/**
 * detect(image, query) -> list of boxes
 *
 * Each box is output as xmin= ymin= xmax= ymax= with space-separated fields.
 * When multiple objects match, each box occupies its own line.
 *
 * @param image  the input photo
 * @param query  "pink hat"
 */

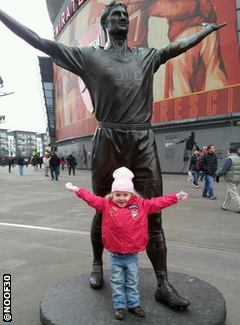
xmin=111 ymin=167 xmax=134 ymax=193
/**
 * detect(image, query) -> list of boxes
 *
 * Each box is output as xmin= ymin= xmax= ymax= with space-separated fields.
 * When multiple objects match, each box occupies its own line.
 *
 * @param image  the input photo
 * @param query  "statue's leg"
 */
xmin=147 ymin=213 xmax=190 ymax=308
xmin=90 ymin=126 xmax=129 ymax=288
xmin=132 ymin=130 xmax=190 ymax=308
xmin=89 ymin=211 xmax=104 ymax=288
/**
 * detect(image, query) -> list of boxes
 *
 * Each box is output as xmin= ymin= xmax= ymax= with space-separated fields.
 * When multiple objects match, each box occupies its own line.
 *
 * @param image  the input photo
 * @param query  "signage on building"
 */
xmin=53 ymin=0 xmax=88 ymax=40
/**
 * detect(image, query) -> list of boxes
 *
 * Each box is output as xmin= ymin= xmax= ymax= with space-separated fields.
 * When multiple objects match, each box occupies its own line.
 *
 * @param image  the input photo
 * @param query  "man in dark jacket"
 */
xmin=199 ymin=144 xmax=218 ymax=199
xmin=49 ymin=152 xmax=60 ymax=181
xmin=216 ymin=146 xmax=240 ymax=213
xmin=67 ymin=154 xmax=77 ymax=176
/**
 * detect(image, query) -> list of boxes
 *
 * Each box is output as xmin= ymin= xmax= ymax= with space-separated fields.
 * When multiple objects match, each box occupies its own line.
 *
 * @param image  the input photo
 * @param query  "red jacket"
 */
xmin=76 ymin=189 xmax=178 ymax=254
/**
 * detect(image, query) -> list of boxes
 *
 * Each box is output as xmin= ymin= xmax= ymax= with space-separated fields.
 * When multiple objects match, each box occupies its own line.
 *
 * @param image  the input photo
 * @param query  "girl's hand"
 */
xmin=176 ymin=191 xmax=188 ymax=201
xmin=65 ymin=182 xmax=78 ymax=192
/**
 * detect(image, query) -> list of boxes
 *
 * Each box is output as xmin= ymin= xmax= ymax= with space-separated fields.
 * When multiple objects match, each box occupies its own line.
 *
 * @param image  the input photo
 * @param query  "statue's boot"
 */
xmin=89 ymin=262 xmax=103 ymax=289
xmin=155 ymin=282 xmax=190 ymax=309
xmin=90 ymin=213 xmax=104 ymax=289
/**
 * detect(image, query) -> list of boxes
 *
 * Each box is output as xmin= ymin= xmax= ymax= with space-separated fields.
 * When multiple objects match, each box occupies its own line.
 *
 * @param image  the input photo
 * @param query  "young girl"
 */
xmin=65 ymin=167 xmax=188 ymax=320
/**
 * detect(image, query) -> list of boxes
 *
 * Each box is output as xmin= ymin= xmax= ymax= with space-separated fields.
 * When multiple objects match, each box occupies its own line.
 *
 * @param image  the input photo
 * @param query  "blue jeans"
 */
xmin=19 ymin=165 xmax=23 ymax=176
xmin=202 ymin=174 xmax=213 ymax=197
xmin=192 ymin=171 xmax=199 ymax=186
xmin=109 ymin=252 xmax=140 ymax=309
xmin=50 ymin=166 xmax=58 ymax=180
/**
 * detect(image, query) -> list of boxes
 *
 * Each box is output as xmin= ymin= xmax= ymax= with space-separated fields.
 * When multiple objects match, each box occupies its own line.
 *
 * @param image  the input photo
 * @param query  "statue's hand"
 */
xmin=176 ymin=191 xmax=188 ymax=201
xmin=202 ymin=22 xmax=227 ymax=31
xmin=65 ymin=182 xmax=79 ymax=192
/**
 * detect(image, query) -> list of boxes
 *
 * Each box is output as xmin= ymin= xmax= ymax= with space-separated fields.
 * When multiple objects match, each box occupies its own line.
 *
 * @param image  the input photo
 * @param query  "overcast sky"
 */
xmin=0 ymin=0 xmax=53 ymax=133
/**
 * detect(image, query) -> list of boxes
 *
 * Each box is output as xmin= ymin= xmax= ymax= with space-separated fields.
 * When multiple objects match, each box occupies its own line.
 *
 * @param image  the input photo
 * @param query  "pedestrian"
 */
xmin=60 ymin=157 xmax=65 ymax=171
xmin=2 ymin=157 xmax=6 ymax=167
xmin=8 ymin=156 xmax=14 ymax=173
xmin=0 ymin=3 xmax=226 ymax=308
xmin=17 ymin=155 xmax=24 ymax=176
xmin=49 ymin=152 xmax=60 ymax=181
xmin=189 ymin=149 xmax=200 ymax=188
xmin=65 ymin=167 xmax=188 ymax=319
xmin=199 ymin=150 xmax=207 ymax=181
xmin=32 ymin=154 xmax=39 ymax=171
xmin=215 ymin=146 xmax=240 ymax=213
xmin=43 ymin=153 xmax=50 ymax=177
xmin=199 ymin=144 xmax=218 ymax=200
xmin=67 ymin=154 xmax=76 ymax=176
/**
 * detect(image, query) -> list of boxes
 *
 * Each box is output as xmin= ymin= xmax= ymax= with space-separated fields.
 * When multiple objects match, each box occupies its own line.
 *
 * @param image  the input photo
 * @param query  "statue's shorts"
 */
xmin=91 ymin=122 xmax=164 ymax=234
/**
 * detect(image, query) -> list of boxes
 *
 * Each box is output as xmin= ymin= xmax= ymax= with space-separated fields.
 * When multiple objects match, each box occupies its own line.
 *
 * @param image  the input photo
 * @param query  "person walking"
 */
xmin=60 ymin=157 xmax=65 ymax=171
xmin=0 ymin=2 xmax=226 ymax=308
xmin=17 ymin=155 xmax=24 ymax=176
xmin=199 ymin=144 xmax=218 ymax=200
xmin=67 ymin=154 xmax=76 ymax=176
xmin=8 ymin=156 xmax=14 ymax=173
xmin=215 ymin=146 xmax=240 ymax=213
xmin=65 ymin=167 xmax=188 ymax=319
xmin=189 ymin=148 xmax=200 ymax=188
xmin=43 ymin=153 xmax=50 ymax=177
xmin=49 ymin=152 xmax=60 ymax=181
xmin=2 ymin=157 xmax=6 ymax=167
xmin=199 ymin=150 xmax=207 ymax=181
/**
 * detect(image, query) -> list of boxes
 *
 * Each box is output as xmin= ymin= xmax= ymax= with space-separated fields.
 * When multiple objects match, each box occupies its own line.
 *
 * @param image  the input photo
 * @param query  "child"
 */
xmin=65 ymin=167 xmax=188 ymax=320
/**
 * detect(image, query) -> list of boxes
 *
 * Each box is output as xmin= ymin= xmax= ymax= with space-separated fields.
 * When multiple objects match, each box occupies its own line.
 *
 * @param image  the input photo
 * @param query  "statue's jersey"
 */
xmin=52 ymin=43 xmax=170 ymax=124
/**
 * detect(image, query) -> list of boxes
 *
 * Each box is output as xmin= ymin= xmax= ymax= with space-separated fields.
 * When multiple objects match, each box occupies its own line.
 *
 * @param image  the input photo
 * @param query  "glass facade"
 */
xmin=38 ymin=56 xmax=55 ymax=147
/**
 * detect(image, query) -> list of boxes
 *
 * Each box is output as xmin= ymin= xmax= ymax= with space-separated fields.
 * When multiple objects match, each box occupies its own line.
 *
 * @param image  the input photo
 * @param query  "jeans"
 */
xmin=19 ymin=165 xmax=23 ymax=176
xmin=109 ymin=252 xmax=140 ymax=309
xmin=202 ymin=174 xmax=213 ymax=197
xmin=50 ymin=166 xmax=58 ymax=180
xmin=192 ymin=171 xmax=199 ymax=186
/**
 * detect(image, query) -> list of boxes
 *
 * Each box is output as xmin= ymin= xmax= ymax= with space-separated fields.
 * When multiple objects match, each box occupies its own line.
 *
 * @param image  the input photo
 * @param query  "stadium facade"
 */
xmin=44 ymin=0 xmax=240 ymax=172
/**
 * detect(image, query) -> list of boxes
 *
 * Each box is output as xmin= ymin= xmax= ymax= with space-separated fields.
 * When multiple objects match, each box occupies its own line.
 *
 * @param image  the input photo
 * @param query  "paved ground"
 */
xmin=0 ymin=165 xmax=239 ymax=325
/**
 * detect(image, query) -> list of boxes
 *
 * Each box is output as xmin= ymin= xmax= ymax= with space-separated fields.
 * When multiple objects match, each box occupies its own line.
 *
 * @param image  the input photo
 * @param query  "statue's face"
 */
xmin=105 ymin=5 xmax=129 ymax=36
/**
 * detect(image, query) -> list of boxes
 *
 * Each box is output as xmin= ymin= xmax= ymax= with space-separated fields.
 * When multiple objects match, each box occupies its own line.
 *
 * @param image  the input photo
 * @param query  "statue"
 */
xmin=0 ymin=1 xmax=226 ymax=309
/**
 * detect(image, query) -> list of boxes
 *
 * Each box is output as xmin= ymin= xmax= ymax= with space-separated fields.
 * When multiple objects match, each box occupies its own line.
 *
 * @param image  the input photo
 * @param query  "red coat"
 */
xmin=76 ymin=189 xmax=178 ymax=254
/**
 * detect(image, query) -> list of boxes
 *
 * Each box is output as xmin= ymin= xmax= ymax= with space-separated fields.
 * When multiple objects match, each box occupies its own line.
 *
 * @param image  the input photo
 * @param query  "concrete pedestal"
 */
xmin=40 ymin=269 xmax=226 ymax=325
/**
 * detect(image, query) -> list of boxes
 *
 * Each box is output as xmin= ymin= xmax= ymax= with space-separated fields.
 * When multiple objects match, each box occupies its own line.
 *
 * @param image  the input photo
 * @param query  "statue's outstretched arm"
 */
xmin=0 ymin=9 xmax=56 ymax=57
xmin=160 ymin=22 xmax=227 ymax=61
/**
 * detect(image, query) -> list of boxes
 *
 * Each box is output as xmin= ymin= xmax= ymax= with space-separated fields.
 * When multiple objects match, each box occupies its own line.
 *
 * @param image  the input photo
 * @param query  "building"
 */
xmin=0 ymin=128 xmax=49 ymax=159
xmin=43 ymin=0 xmax=240 ymax=172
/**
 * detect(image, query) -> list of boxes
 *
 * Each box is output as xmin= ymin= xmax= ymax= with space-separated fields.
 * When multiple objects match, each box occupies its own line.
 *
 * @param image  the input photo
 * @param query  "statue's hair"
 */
xmin=100 ymin=1 xmax=127 ymax=31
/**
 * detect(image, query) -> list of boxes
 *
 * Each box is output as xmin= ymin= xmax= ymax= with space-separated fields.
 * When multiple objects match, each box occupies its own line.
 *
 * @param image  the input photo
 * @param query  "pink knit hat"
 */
xmin=111 ymin=167 xmax=134 ymax=193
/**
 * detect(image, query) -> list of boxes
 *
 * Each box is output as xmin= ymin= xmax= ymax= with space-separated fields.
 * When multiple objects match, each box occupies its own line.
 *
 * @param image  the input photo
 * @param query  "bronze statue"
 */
xmin=0 ymin=1 xmax=226 ymax=309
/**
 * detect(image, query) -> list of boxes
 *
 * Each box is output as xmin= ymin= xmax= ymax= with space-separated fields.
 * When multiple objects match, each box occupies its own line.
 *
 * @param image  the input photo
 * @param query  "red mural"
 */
xmin=55 ymin=0 xmax=240 ymax=141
